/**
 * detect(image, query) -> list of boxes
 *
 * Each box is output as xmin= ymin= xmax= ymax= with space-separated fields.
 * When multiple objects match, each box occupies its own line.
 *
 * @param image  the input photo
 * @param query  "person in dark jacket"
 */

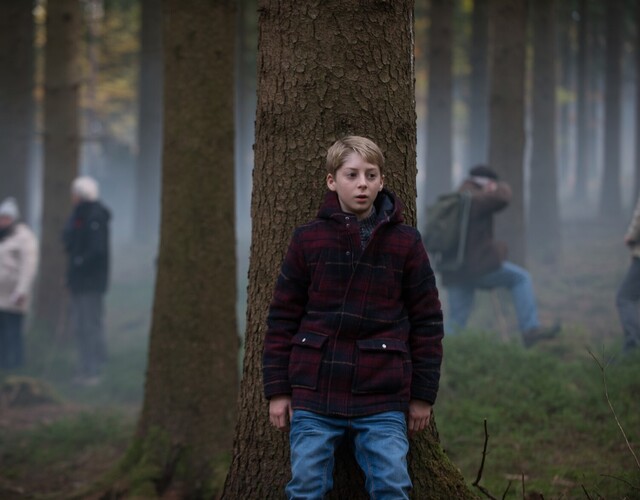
xmin=441 ymin=165 xmax=559 ymax=347
xmin=263 ymin=136 xmax=444 ymax=499
xmin=63 ymin=176 xmax=111 ymax=385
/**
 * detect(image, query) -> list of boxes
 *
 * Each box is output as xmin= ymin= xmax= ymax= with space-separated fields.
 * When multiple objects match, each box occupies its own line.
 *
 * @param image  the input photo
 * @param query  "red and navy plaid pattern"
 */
xmin=263 ymin=189 xmax=444 ymax=417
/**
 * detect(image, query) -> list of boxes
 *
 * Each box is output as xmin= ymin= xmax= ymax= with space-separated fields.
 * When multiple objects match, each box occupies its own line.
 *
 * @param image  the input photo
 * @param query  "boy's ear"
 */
xmin=327 ymin=173 xmax=337 ymax=191
xmin=379 ymin=174 xmax=384 ymax=191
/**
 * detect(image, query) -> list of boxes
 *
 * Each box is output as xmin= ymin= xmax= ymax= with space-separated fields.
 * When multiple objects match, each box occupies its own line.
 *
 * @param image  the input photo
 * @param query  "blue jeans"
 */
xmin=446 ymin=261 xmax=539 ymax=334
xmin=0 ymin=311 xmax=24 ymax=369
xmin=287 ymin=410 xmax=411 ymax=500
xmin=616 ymin=257 xmax=640 ymax=352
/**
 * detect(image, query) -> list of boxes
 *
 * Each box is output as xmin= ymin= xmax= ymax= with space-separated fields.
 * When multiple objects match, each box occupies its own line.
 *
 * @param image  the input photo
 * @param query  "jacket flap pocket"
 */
xmin=292 ymin=331 xmax=328 ymax=349
xmin=356 ymin=338 xmax=407 ymax=353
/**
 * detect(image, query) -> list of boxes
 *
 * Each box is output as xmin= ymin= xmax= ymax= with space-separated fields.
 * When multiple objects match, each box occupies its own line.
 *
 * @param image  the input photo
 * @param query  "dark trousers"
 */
xmin=70 ymin=292 xmax=107 ymax=377
xmin=616 ymin=257 xmax=640 ymax=352
xmin=0 ymin=310 xmax=24 ymax=369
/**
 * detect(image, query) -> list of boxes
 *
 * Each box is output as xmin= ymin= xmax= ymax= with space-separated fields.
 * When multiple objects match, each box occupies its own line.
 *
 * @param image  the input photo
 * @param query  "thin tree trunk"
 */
xmin=425 ymin=0 xmax=453 ymax=205
xmin=222 ymin=1 xmax=474 ymax=498
xmin=35 ymin=0 xmax=82 ymax=331
xmin=575 ymin=0 xmax=589 ymax=203
xmin=599 ymin=0 xmax=623 ymax=219
xmin=488 ymin=0 xmax=527 ymax=266
xmin=0 ymin=0 xmax=35 ymax=215
xmin=634 ymin=1 xmax=640 ymax=203
xmin=134 ymin=0 xmax=163 ymax=245
xmin=468 ymin=0 xmax=489 ymax=166
xmin=528 ymin=0 xmax=560 ymax=262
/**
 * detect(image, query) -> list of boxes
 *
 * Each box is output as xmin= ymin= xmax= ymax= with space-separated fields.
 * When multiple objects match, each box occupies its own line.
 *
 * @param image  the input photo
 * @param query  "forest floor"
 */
xmin=0 ymin=216 xmax=639 ymax=499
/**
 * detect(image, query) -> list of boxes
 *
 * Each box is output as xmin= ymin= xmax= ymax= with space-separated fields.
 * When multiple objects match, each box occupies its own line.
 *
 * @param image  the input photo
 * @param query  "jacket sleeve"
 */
xmin=403 ymin=233 xmax=444 ymax=405
xmin=469 ymin=181 xmax=512 ymax=218
xmin=15 ymin=226 xmax=39 ymax=297
xmin=263 ymin=229 xmax=310 ymax=399
xmin=625 ymin=196 xmax=640 ymax=243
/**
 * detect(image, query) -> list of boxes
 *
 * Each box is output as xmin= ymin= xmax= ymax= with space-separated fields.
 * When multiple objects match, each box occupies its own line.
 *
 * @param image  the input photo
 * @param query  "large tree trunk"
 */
xmin=34 ymin=0 xmax=82 ymax=331
xmin=0 ymin=0 xmax=35 ymax=219
xmin=222 ymin=1 xmax=474 ymax=498
xmin=574 ymin=0 xmax=589 ymax=204
xmin=528 ymin=0 xmax=560 ymax=262
xmin=488 ymin=0 xmax=527 ymax=266
xmin=425 ymin=0 xmax=453 ymax=205
xmin=468 ymin=0 xmax=489 ymax=167
xmin=599 ymin=0 xmax=623 ymax=219
xmin=134 ymin=0 xmax=163 ymax=246
xmin=113 ymin=1 xmax=238 ymax=497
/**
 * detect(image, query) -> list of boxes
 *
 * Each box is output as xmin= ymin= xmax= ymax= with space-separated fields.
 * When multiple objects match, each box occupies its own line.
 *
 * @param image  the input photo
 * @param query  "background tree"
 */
xmin=575 ymin=0 xmax=589 ymax=203
xmin=635 ymin=1 xmax=640 ymax=202
xmin=528 ymin=0 xmax=560 ymax=261
xmin=488 ymin=0 xmax=527 ymax=266
xmin=112 ymin=1 xmax=238 ymax=497
xmin=599 ymin=0 xmax=623 ymax=219
xmin=0 ymin=0 xmax=35 ymax=214
xmin=468 ymin=0 xmax=489 ymax=167
xmin=425 ymin=0 xmax=453 ymax=204
xmin=134 ymin=0 xmax=163 ymax=245
xmin=34 ymin=0 xmax=82 ymax=330
xmin=222 ymin=1 xmax=473 ymax=498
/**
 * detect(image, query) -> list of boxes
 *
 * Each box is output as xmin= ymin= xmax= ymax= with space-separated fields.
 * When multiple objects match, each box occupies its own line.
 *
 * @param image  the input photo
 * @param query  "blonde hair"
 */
xmin=326 ymin=136 xmax=385 ymax=176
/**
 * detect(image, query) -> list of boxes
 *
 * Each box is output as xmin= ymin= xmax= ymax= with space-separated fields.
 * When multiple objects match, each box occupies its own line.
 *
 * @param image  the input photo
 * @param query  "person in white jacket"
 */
xmin=0 ymin=197 xmax=38 ymax=369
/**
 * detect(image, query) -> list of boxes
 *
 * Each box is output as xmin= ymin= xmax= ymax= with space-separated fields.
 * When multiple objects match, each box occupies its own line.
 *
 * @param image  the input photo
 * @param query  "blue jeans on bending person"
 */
xmin=287 ymin=410 xmax=411 ymax=500
xmin=446 ymin=261 xmax=539 ymax=334
xmin=616 ymin=256 xmax=640 ymax=353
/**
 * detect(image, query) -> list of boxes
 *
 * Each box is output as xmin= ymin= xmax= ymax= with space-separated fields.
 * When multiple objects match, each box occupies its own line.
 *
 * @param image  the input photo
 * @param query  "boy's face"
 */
xmin=327 ymin=152 xmax=384 ymax=220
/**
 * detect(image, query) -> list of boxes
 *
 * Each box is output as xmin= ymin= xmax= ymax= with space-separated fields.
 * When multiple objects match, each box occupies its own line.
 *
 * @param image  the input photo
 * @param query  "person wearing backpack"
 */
xmin=440 ymin=165 xmax=559 ymax=347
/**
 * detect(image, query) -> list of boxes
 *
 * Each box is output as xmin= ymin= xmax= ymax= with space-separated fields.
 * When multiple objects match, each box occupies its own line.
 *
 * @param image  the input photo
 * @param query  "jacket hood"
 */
xmin=316 ymin=188 xmax=404 ymax=224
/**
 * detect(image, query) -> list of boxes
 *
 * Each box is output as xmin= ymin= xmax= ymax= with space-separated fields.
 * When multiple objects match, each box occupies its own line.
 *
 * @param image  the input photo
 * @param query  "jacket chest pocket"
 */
xmin=289 ymin=331 xmax=328 ymax=390
xmin=353 ymin=339 xmax=408 ymax=394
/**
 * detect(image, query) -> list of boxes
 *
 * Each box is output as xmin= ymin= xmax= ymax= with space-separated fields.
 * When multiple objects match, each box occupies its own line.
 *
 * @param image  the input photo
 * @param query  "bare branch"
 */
xmin=586 ymin=347 xmax=640 ymax=472
xmin=472 ymin=419 xmax=498 ymax=500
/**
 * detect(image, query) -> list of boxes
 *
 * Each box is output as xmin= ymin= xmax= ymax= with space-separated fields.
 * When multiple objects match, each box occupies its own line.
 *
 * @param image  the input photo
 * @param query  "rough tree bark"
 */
xmin=488 ymin=0 xmax=527 ymax=266
xmin=425 ymin=0 xmax=453 ymax=205
xmin=34 ymin=0 xmax=82 ymax=331
xmin=0 ymin=0 xmax=34 ymax=213
xmin=110 ymin=1 xmax=238 ymax=497
xmin=222 ymin=1 xmax=474 ymax=498
xmin=528 ymin=0 xmax=560 ymax=262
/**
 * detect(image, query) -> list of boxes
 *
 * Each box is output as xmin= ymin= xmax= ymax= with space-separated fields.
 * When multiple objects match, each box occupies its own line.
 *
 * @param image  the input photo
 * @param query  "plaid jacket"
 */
xmin=263 ymin=189 xmax=444 ymax=417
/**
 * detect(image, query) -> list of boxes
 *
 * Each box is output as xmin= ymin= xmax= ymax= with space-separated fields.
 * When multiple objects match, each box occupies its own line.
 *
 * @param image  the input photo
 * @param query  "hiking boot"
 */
xmin=522 ymin=322 xmax=561 ymax=348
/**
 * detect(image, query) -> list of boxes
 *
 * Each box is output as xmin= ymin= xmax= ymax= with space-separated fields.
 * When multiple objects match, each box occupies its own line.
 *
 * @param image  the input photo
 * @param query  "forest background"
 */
xmin=0 ymin=0 xmax=639 ymax=498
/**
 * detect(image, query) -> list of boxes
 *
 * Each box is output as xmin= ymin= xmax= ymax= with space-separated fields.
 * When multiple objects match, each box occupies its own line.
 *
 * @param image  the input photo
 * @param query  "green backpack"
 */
xmin=422 ymin=191 xmax=472 ymax=272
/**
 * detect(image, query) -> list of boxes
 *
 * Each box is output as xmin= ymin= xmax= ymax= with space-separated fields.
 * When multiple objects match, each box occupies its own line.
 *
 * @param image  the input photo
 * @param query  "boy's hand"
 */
xmin=408 ymin=399 xmax=432 ymax=437
xmin=269 ymin=395 xmax=292 ymax=431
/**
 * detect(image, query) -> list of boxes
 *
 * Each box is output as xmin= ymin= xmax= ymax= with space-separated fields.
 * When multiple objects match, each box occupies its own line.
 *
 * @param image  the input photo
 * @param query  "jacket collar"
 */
xmin=316 ymin=188 xmax=403 ymax=225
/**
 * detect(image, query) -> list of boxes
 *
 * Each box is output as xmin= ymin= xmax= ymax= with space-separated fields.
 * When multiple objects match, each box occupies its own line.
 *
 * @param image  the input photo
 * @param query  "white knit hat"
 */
xmin=0 ymin=197 xmax=19 ymax=220
xmin=71 ymin=176 xmax=99 ymax=201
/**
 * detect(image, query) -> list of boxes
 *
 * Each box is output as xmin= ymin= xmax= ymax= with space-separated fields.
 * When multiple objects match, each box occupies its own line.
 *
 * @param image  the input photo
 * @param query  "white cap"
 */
xmin=0 ymin=197 xmax=19 ymax=220
xmin=71 ymin=176 xmax=99 ymax=201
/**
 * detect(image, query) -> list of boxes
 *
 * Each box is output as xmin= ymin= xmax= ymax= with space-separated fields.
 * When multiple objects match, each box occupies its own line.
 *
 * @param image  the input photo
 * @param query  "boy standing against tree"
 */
xmin=263 ymin=136 xmax=444 ymax=499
